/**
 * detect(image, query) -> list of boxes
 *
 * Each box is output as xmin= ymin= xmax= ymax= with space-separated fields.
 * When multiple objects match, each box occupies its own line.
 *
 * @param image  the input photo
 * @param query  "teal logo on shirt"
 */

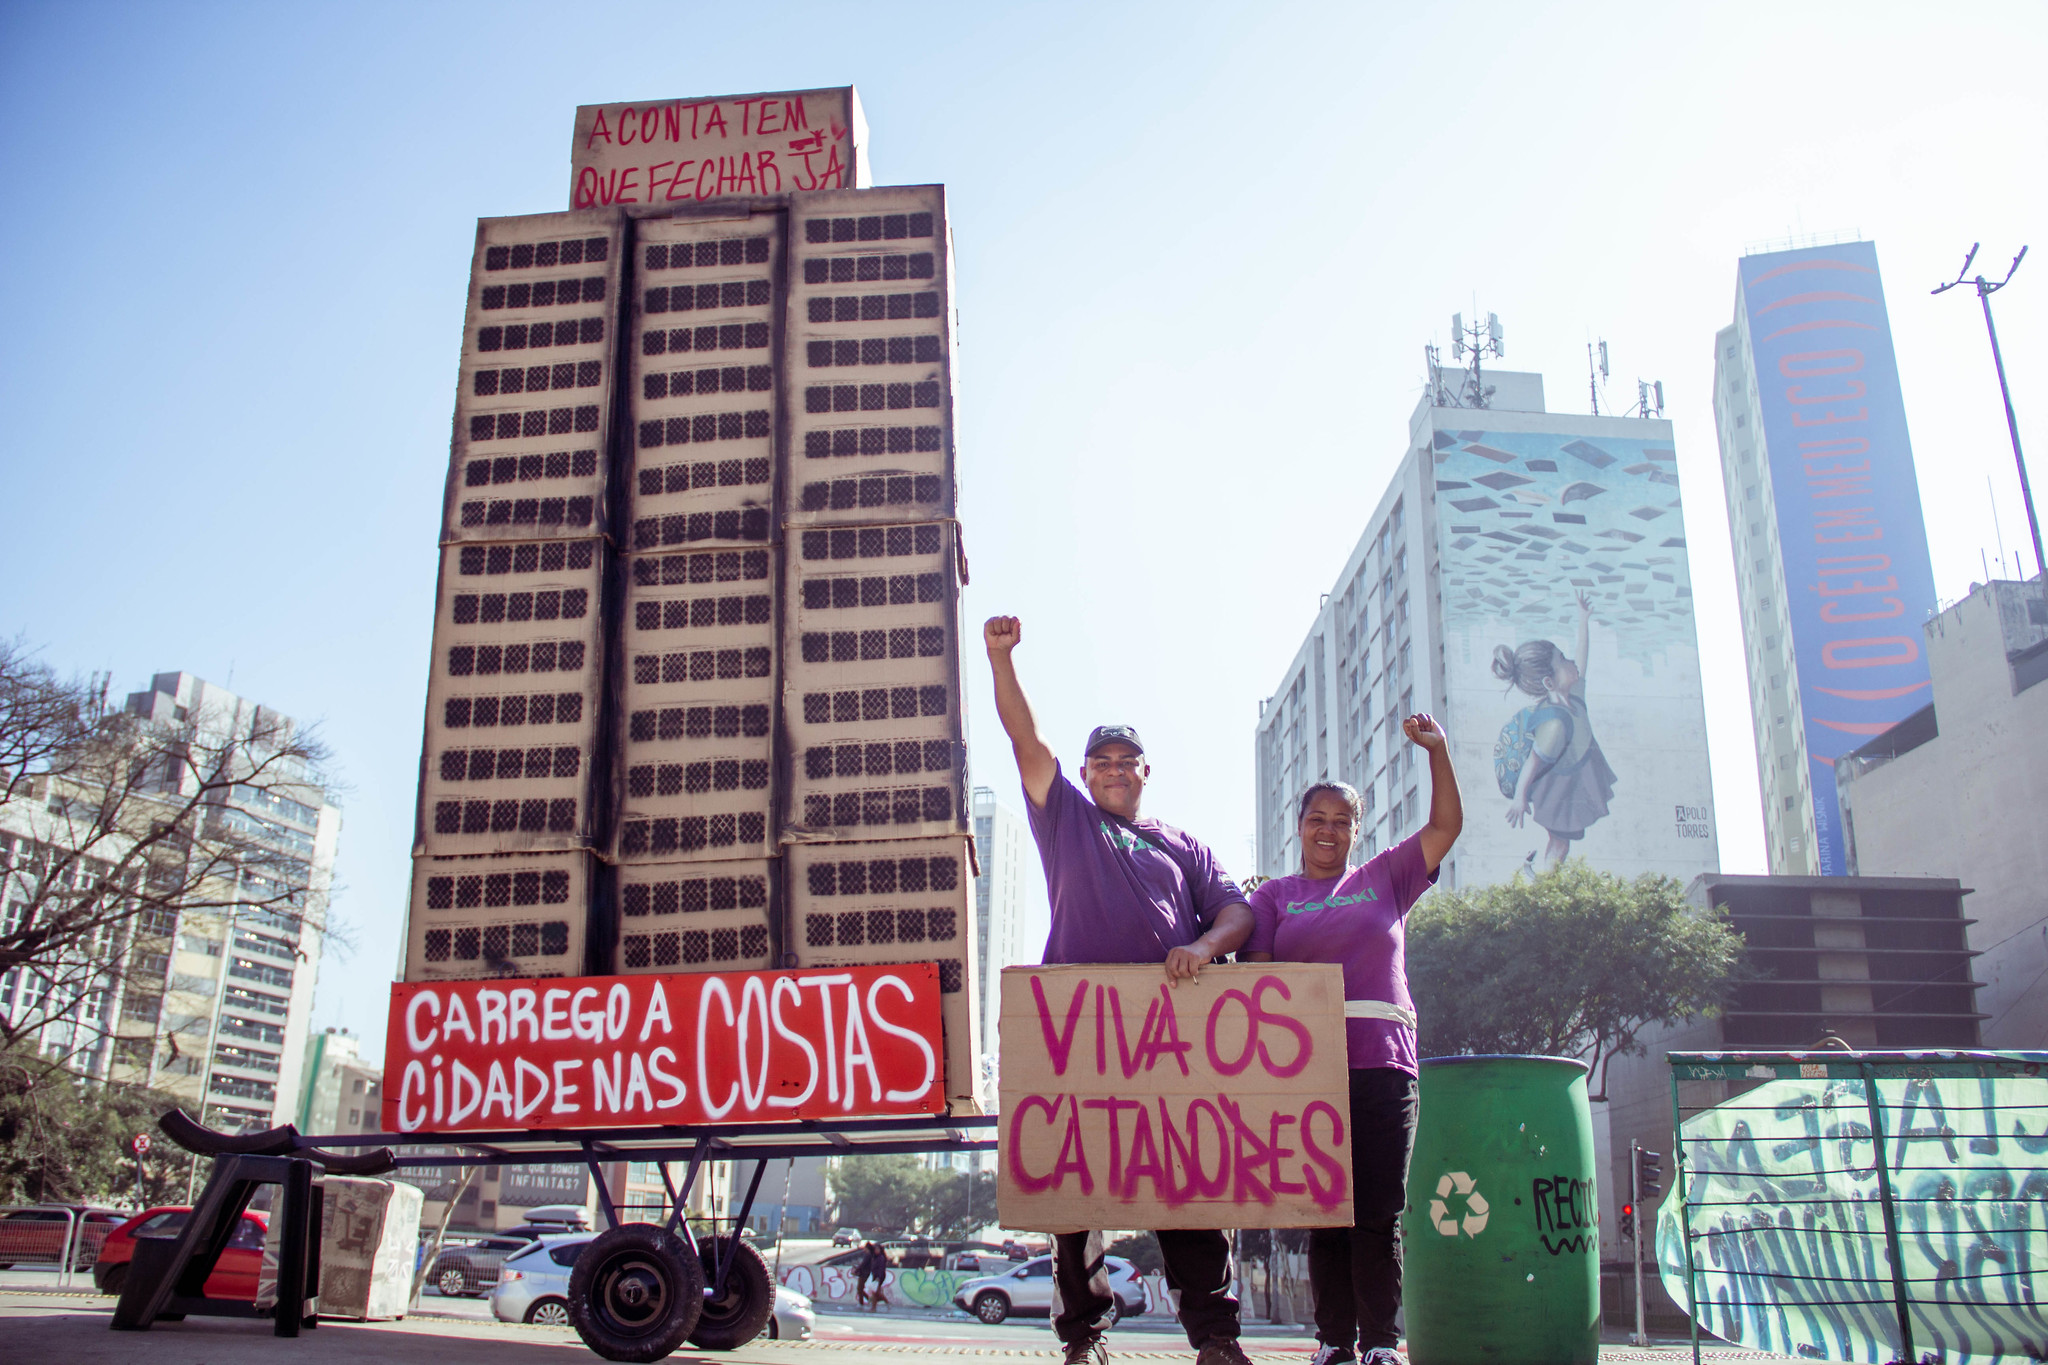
xmin=1283 ymin=888 xmax=1381 ymax=916
xmin=1100 ymin=821 xmax=1152 ymax=855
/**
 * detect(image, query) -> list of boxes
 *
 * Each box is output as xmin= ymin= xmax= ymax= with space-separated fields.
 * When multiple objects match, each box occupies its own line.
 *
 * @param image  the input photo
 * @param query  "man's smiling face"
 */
xmin=1084 ymin=741 xmax=1147 ymax=820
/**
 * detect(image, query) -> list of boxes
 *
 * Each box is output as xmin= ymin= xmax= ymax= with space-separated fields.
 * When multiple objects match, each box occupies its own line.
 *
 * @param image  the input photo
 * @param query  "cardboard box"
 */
xmin=257 ymin=1177 xmax=423 ymax=1321
xmin=405 ymin=852 xmax=591 ymax=981
xmin=779 ymin=520 xmax=966 ymax=844
xmin=415 ymin=539 xmax=607 ymax=856
xmin=784 ymin=836 xmax=979 ymax=1111
xmin=613 ymin=857 xmax=777 ymax=975
xmin=613 ymin=544 xmax=780 ymax=864
xmin=995 ymin=963 xmax=1352 ymax=1233
xmin=442 ymin=210 xmax=626 ymax=547
xmin=783 ymin=186 xmax=957 ymax=527
xmin=569 ymin=89 xmax=870 ymax=210
xmin=624 ymin=210 xmax=785 ymax=560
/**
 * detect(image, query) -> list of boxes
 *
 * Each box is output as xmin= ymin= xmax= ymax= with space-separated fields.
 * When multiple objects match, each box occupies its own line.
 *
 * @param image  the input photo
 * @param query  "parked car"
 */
xmin=89 ymin=1207 xmax=268 ymax=1298
xmin=768 ymin=1284 xmax=815 ymax=1340
xmin=490 ymin=1232 xmax=595 ymax=1326
xmin=491 ymin=1231 xmax=801 ymax=1344
xmin=953 ymin=1254 xmax=1148 ymax=1325
xmin=831 ymin=1226 xmax=862 ymax=1246
xmin=0 ymin=1206 xmax=128 ymax=1271
xmin=426 ymin=1232 xmax=541 ymax=1297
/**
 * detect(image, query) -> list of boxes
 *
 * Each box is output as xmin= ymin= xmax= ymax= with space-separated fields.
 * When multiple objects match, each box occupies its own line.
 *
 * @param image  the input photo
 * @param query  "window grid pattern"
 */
xmin=632 ymin=508 xmax=770 ymax=548
xmin=635 ymin=458 xmax=769 ymax=498
xmin=421 ymin=921 xmax=573 ymax=964
xmin=464 ymin=450 xmax=599 ymax=487
xmin=620 ymin=873 xmax=767 ymax=915
xmin=798 ymin=787 xmax=954 ymax=829
xmin=628 ymin=704 xmax=770 ymax=743
xmin=630 ymin=549 xmax=769 ymax=587
xmin=801 ymin=254 xmax=935 ymax=286
xmin=478 ymin=317 xmax=605 ymax=352
xmin=798 ymin=473 xmax=945 ymax=512
xmin=631 ymin=593 xmax=771 ymax=632
xmin=807 ymin=335 xmax=943 ymax=367
xmin=620 ymin=924 xmax=769 ymax=971
xmin=485 ymin=237 xmax=609 ymax=271
xmin=801 ymin=686 xmax=949 ymax=725
xmin=444 ymin=692 xmax=586 ymax=729
xmin=433 ymin=798 xmax=580 ymax=836
xmin=447 ymin=640 xmax=586 ymax=678
xmin=469 ymin=404 xmax=601 ymax=442
xmin=483 ymin=277 xmax=607 ymax=311
xmin=618 ymin=811 xmax=767 ymax=858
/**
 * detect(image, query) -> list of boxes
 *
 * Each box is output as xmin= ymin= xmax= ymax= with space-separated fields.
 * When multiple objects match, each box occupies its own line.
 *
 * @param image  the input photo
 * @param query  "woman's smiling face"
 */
xmin=1299 ymin=790 xmax=1355 ymax=875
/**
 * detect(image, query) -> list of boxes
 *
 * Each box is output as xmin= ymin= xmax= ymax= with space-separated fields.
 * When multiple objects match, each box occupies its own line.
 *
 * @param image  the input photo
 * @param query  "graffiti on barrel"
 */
xmin=1658 ymin=1063 xmax=2048 ymax=1365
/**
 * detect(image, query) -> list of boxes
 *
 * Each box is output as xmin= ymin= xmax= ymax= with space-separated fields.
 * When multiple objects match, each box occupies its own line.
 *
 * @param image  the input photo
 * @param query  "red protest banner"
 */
xmin=996 ymin=962 xmax=1353 ymax=1232
xmin=382 ymin=964 xmax=945 ymax=1133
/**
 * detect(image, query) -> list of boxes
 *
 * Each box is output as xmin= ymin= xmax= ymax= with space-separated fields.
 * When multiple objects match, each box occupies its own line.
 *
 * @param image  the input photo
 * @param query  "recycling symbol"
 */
xmin=1429 ymin=1171 xmax=1490 ymax=1238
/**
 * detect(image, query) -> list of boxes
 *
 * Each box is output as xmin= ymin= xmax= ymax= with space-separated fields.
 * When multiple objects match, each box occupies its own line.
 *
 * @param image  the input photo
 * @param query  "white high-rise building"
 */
xmin=0 ymin=672 xmax=340 ymax=1131
xmin=1256 ymin=348 xmax=1719 ymax=890
xmin=971 ymin=786 xmax=1030 ymax=1104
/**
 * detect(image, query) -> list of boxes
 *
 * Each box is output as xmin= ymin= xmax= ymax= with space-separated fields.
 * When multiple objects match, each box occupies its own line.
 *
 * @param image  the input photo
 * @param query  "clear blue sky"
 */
xmin=4 ymin=1 xmax=2043 ymax=1065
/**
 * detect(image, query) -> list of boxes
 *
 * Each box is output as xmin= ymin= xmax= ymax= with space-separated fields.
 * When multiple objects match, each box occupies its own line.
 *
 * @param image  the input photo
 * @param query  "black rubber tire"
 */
xmin=567 ymin=1223 xmax=704 ymax=1363
xmin=526 ymin=1297 xmax=572 ymax=1326
xmin=973 ymin=1291 xmax=1010 ymax=1324
xmin=688 ymin=1236 xmax=773 ymax=1350
xmin=101 ymin=1263 xmax=128 ymax=1297
xmin=436 ymin=1265 xmax=469 ymax=1297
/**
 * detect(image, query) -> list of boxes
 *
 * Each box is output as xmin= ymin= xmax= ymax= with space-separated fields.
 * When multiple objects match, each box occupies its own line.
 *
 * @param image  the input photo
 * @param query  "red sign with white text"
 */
xmin=382 ymin=964 xmax=944 ymax=1133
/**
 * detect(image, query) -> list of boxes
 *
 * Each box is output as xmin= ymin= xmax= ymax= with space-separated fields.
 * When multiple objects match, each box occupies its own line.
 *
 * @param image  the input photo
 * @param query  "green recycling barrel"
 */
xmin=1402 ymin=1055 xmax=1599 ymax=1365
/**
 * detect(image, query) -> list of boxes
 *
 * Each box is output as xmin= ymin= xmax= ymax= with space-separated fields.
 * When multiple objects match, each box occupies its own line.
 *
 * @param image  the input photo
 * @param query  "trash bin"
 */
xmin=1402 ymin=1055 xmax=1599 ymax=1365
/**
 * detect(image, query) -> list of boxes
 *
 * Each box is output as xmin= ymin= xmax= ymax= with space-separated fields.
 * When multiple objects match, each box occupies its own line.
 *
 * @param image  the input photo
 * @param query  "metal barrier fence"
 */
xmin=1662 ymin=1050 xmax=2048 ymax=1365
xmin=0 ymin=1205 xmax=122 ymax=1286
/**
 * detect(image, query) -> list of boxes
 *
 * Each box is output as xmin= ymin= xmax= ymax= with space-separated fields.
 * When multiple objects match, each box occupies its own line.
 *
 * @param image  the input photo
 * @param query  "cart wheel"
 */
xmin=568 ymin=1223 xmax=704 ymax=1363
xmin=687 ymin=1236 xmax=774 ymax=1350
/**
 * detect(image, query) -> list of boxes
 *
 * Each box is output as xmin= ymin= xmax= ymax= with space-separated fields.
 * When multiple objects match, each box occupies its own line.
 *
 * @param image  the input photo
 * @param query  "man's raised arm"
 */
xmin=984 ymin=616 xmax=1057 ymax=809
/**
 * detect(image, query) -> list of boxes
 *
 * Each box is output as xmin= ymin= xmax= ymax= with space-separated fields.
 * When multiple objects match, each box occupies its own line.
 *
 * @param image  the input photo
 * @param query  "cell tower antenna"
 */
xmin=1440 ymin=308 xmax=1502 ymax=408
xmin=1587 ymin=339 xmax=1609 ymax=415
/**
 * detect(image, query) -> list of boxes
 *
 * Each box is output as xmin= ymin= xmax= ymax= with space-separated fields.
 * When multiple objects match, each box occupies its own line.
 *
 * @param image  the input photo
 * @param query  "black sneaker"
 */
xmin=1310 ymin=1347 xmax=1356 ymax=1365
xmin=1195 ymin=1340 xmax=1252 ymax=1365
xmin=1063 ymin=1339 xmax=1108 ymax=1365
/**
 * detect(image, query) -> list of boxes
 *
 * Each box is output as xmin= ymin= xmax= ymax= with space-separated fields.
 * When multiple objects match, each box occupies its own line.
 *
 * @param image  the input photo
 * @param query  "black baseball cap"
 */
xmin=1084 ymin=724 xmax=1145 ymax=758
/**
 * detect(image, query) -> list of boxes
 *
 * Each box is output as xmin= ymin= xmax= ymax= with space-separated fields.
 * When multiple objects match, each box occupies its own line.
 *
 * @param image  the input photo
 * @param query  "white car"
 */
xmin=490 ymin=1231 xmax=812 ymax=1341
xmin=952 ymin=1254 xmax=1148 ymax=1325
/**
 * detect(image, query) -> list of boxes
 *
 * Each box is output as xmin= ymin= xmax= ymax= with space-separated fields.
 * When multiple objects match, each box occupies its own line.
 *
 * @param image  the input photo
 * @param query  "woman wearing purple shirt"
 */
xmin=1243 ymin=714 xmax=1462 ymax=1365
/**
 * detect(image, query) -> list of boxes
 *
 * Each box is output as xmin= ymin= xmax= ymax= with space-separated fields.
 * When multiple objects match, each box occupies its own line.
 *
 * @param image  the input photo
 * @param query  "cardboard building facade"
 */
xmin=402 ymin=92 xmax=979 ymax=1111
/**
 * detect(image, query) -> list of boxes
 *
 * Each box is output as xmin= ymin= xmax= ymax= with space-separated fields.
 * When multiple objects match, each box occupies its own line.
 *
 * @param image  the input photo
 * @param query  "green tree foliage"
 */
xmin=829 ymin=1154 xmax=996 ymax=1240
xmin=1406 ymin=859 xmax=1743 ymax=1098
xmin=0 ymin=1046 xmax=190 ymax=1204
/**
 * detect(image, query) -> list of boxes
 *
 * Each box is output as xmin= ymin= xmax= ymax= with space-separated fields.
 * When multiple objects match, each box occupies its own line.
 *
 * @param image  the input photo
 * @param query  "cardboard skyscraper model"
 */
xmin=402 ymin=87 xmax=979 ymax=1112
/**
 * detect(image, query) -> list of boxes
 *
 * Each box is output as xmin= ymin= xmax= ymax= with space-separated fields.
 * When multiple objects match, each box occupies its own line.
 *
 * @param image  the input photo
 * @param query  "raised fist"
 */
xmin=1403 ymin=713 xmax=1448 ymax=751
xmin=984 ymin=616 xmax=1022 ymax=654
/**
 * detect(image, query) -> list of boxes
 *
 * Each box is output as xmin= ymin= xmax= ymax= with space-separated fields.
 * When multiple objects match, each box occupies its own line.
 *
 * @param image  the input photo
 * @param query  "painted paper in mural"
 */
xmin=1434 ymin=427 xmax=1717 ymax=883
xmin=1657 ymin=1069 xmax=2048 ymax=1364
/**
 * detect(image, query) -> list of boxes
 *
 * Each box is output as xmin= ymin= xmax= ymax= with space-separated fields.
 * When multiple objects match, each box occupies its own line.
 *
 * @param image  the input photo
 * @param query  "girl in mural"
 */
xmin=1492 ymin=590 xmax=1617 ymax=868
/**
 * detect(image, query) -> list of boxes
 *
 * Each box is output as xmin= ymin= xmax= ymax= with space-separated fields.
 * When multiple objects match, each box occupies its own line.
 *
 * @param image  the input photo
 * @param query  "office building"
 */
xmin=1601 ymin=871 xmax=1981 ymax=1322
xmin=1710 ymin=240 xmax=1939 ymax=875
xmin=0 ymin=672 xmax=340 ymax=1130
xmin=398 ymin=88 xmax=982 ymax=1111
xmin=297 ymin=1027 xmax=383 ymax=1134
xmin=1835 ymin=576 xmax=2048 ymax=1046
xmin=1255 ymin=342 xmax=1719 ymax=891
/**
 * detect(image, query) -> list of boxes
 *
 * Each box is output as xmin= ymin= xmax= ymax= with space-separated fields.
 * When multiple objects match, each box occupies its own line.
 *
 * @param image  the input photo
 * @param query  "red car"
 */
xmin=91 ymin=1206 xmax=268 ymax=1298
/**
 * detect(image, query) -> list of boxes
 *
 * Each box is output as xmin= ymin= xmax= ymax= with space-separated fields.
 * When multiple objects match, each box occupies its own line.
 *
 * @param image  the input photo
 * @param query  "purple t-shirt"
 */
xmin=1245 ymin=832 xmax=1438 ymax=1075
xmin=1028 ymin=765 xmax=1247 ymax=966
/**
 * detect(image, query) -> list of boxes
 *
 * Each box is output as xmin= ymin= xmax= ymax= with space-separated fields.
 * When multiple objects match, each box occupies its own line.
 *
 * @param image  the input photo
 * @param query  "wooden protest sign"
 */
xmin=996 ymin=962 xmax=1352 ymax=1232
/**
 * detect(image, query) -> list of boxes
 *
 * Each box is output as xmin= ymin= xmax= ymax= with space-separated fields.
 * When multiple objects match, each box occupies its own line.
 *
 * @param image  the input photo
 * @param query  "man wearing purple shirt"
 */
xmin=985 ymin=615 xmax=1254 ymax=1365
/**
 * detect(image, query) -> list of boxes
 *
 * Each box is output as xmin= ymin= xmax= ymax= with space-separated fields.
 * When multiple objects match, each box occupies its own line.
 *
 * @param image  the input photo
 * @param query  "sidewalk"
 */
xmin=0 ymin=1285 xmax=1801 ymax=1364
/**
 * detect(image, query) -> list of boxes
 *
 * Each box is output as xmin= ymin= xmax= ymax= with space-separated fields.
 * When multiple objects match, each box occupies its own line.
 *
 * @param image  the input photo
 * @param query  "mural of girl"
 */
xmin=1491 ymin=590 xmax=1618 ymax=867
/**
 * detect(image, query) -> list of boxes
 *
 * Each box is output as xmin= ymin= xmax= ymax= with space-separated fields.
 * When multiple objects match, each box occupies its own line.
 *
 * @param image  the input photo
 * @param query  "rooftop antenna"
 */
xmin=1631 ymin=379 xmax=1666 ymax=419
xmin=1587 ymin=339 xmax=1609 ymax=415
xmin=1934 ymin=243 xmax=2042 ymax=594
xmin=1447 ymin=309 xmax=1503 ymax=408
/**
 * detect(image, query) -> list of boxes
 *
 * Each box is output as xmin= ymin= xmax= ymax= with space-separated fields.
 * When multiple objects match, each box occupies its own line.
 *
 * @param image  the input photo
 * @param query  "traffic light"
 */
xmin=1619 ymin=1202 xmax=1635 ymax=1240
xmin=1638 ymin=1149 xmax=1664 ymax=1199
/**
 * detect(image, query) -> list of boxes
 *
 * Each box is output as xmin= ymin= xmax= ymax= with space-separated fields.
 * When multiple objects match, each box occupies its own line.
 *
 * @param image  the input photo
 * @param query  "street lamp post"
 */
xmin=1934 ymin=244 xmax=2043 ymax=596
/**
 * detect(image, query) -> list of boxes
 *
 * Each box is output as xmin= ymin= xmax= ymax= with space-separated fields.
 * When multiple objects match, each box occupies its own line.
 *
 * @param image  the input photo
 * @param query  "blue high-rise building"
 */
xmin=1712 ymin=240 xmax=1939 ymax=875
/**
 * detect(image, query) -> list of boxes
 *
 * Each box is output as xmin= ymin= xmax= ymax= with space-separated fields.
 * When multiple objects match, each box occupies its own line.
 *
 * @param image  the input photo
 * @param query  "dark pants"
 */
xmin=1054 ymin=1227 xmax=1239 ymax=1349
xmin=1309 ymin=1067 xmax=1420 ymax=1353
